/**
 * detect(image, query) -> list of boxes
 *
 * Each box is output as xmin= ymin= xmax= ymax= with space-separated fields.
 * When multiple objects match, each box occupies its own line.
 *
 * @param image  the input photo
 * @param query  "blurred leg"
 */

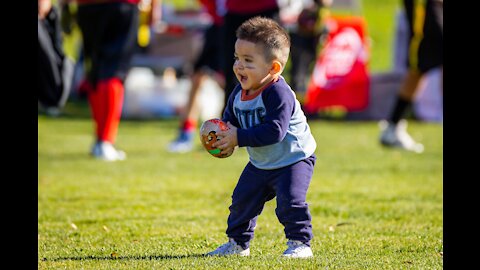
xmin=97 ymin=77 xmax=124 ymax=144
xmin=86 ymin=81 xmax=104 ymax=140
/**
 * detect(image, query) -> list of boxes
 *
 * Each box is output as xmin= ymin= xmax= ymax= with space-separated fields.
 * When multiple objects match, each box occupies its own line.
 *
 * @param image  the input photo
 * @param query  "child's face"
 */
xmin=233 ymin=39 xmax=275 ymax=92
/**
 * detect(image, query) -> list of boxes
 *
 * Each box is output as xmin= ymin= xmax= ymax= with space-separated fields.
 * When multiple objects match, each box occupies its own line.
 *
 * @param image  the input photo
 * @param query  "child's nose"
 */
xmin=234 ymin=60 xmax=244 ymax=70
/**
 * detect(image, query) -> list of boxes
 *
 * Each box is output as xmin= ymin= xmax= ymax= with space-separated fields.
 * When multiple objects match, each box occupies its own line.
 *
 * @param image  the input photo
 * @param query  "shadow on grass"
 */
xmin=40 ymin=98 xmax=178 ymax=122
xmin=42 ymin=253 xmax=207 ymax=262
xmin=38 ymin=146 xmax=206 ymax=162
xmin=38 ymin=152 xmax=93 ymax=162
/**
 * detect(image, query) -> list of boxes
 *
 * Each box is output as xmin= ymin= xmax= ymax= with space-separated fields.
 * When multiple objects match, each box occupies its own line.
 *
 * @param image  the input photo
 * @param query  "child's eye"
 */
xmin=233 ymin=56 xmax=239 ymax=61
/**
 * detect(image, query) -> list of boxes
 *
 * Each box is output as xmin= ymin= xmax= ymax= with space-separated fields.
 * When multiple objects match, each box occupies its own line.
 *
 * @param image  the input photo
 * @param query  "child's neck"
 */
xmin=242 ymin=76 xmax=279 ymax=100
xmin=245 ymin=76 xmax=279 ymax=96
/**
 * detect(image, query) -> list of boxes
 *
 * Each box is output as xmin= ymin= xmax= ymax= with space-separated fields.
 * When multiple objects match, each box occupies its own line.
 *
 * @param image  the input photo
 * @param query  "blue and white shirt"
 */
xmin=223 ymin=76 xmax=317 ymax=170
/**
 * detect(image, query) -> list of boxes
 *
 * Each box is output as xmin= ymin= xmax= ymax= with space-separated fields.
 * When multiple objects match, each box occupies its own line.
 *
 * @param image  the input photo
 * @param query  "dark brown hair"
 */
xmin=236 ymin=16 xmax=290 ymax=66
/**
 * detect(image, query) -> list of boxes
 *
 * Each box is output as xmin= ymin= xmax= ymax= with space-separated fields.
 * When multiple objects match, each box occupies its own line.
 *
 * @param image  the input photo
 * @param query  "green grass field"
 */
xmin=38 ymin=101 xmax=443 ymax=269
xmin=41 ymin=1 xmax=442 ymax=268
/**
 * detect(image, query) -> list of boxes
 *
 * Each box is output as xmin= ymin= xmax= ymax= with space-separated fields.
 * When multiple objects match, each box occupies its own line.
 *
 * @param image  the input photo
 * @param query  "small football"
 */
xmin=199 ymin=118 xmax=232 ymax=158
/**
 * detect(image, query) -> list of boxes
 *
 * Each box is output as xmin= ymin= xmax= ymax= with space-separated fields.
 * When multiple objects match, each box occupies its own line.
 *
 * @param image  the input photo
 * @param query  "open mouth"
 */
xmin=238 ymin=75 xmax=248 ymax=83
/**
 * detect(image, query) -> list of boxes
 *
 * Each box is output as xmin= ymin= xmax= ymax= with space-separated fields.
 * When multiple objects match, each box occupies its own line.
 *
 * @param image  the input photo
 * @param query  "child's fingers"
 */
xmin=221 ymin=147 xmax=233 ymax=155
xmin=212 ymin=139 xmax=224 ymax=148
xmin=216 ymin=130 xmax=227 ymax=137
xmin=213 ymin=140 xmax=228 ymax=149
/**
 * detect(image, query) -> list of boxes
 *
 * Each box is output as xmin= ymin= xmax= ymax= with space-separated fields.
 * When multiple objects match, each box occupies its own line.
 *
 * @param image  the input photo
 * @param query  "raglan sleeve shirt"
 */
xmin=223 ymin=77 xmax=317 ymax=170
xmin=236 ymin=84 xmax=292 ymax=147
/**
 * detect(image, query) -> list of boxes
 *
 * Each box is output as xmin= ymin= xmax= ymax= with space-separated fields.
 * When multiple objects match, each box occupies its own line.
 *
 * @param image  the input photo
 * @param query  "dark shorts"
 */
xmin=77 ymin=2 xmax=139 ymax=84
xmin=193 ymin=24 xmax=223 ymax=75
xmin=404 ymin=0 xmax=443 ymax=73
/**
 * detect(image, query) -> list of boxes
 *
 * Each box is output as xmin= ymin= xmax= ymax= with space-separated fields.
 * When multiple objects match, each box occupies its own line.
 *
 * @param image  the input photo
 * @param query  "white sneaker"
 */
xmin=282 ymin=240 xmax=313 ymax=258
xmin=167 ymin=131 xmax=194 ymax=153
xmin=91 ymin=141 xmax=126 ymax=161
xmin=45 ymin=107 xmax=62 ymax=117
xmin=379 ymin=120 xmax=424 ymax=153
xmin=206 ymin=238 xmax=250 ymax=256
xmin=167 ymin=140 xmax=193 ymax=153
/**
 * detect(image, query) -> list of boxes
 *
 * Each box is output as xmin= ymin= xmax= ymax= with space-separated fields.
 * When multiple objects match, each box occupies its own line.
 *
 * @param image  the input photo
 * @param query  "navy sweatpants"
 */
xmin=226 ymin=154 xmax=316 ymax=249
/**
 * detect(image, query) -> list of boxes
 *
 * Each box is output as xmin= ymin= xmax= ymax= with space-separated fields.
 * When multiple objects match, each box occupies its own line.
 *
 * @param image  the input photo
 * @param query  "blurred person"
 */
xmin=61 ymin=0 xmax=160 ymax=161
xmin=289 ymin=0 xmax=331 ymax=102
xmin=206 ymin=17 xmax=317 ymax=258
xmin=167 ymin=0 xmax=226 ymax=153
xmin=38 ymin=0 xmax=74 ymax=117
xmin=221 ymin=0 xmax=280 ymax=111
xmin=379 ymin=0 xmax=442 ymax=153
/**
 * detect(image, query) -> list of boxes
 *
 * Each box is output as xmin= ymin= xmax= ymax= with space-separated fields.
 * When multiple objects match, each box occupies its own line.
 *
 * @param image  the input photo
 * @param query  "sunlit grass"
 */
xmin=38 ymin=100 xmax=442 ymax=269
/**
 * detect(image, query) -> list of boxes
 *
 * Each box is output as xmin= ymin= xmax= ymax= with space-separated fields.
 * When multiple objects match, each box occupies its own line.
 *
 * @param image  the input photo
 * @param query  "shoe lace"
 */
xmin=287 ymin=240 xmax=304 ymax=250
xmin=218 ymin=239 xmax=242 ymax=253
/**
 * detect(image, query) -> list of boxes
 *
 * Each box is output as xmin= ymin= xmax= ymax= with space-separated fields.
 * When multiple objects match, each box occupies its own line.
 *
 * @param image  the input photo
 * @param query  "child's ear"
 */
xmin=270 ymin=60 xmax=283 ymax=75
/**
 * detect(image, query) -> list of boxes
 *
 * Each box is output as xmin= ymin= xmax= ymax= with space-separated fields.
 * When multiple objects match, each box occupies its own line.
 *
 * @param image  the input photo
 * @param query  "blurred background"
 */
xmin=45 ymin=0 xmax=442 ymax=122
xmin=38 ymin=2 xmax=443 ymax=267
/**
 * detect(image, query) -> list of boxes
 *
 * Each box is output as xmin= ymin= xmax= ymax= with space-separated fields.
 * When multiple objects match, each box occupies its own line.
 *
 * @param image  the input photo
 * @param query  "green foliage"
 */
xmin=164 ymin=0 xmax=200 ymax=10
xmin=361 ymin=0 xmax=400 ymax=72
xmin=38 ymin=102 xmax=443 ymax=269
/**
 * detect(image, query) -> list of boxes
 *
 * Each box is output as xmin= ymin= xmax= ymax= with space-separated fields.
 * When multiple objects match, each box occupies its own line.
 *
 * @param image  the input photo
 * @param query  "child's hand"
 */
xmin=213 ymin=122 xmax=238 ymax=155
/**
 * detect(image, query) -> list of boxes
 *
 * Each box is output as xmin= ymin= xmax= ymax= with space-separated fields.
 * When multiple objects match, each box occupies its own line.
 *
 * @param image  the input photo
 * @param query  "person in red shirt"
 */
xmin=168 ymin=0 xmax=226 ymax=153
xmin=62 ymin=0 xmax=160 ymax=161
